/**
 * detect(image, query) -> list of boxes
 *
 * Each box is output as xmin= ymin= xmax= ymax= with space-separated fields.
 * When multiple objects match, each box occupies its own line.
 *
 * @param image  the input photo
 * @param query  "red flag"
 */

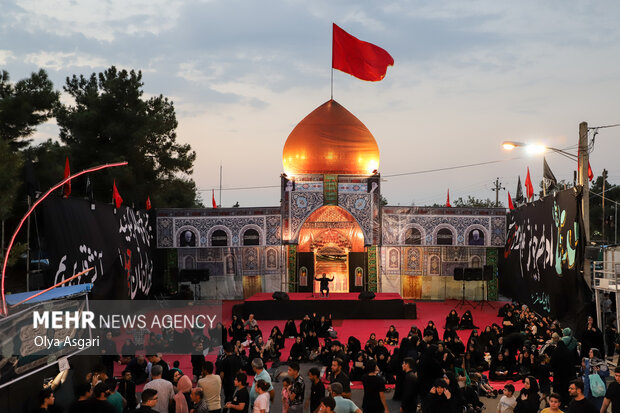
xmin=63 ymin=157 xmax=71 ymax=197
xmin=212 ymin=189 xmax=217 ymax=208
xmin=146 ymin=196 xmax=152 ymax=211
xmin=588 ymin=162 xmax=594 ymax=181
xmin=332 ymin=23 xmax=394 ymax=81
xmin=112 ymin=180 xmax=123 ymax=208
xmin=525 ymin=167 xmax=534 ymax=200
xmin=446 ymin=189 xmax=452 ymax=207
xmin=508 ymin=192 xmax=515 ymax=210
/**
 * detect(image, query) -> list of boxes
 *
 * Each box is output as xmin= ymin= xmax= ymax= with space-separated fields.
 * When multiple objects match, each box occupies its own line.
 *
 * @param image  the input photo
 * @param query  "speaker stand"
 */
xmin=477 ymin=280 xmax=496 ymax=310
xmin=456 ymin=278 xmax=475 ymax=309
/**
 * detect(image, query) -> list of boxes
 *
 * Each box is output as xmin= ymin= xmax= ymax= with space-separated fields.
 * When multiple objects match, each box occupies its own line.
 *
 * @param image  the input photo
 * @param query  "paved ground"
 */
xmin=265 ymin=363 xmax=504 ymax=412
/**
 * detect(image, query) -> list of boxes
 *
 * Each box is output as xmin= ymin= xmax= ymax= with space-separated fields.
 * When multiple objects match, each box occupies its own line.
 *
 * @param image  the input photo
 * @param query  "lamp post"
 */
xmin=501 ymin=122 xmax=591 ymax=287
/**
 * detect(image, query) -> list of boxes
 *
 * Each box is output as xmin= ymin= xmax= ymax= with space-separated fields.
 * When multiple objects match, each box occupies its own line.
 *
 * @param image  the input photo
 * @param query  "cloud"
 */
xmin=24 ymin=51 xmax=111 ymax=71
xmin=0 ymin=50 xmax=15 ymax=65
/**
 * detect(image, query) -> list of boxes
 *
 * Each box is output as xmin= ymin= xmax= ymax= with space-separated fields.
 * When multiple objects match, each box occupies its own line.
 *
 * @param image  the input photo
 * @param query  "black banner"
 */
xmin=499 ymin=188 xmax=589 ymax=324
xmin=40 ymin=196 xmax=153 ymax=299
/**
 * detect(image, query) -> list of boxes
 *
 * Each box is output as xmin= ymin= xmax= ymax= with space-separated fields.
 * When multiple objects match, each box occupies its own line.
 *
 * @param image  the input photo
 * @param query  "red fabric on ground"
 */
xmin=115 ymin=299 xmax=525 ymax=392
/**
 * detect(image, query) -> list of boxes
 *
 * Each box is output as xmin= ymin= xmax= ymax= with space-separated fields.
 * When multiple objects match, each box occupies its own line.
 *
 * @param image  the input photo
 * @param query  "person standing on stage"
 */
xmin=315 ymin=273 xmax=334 ymax=297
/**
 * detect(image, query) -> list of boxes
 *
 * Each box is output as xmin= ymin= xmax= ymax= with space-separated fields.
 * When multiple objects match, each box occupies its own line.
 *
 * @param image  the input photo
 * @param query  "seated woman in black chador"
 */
xmin=445 ymin=309 xmax=460 ymax=330
xmin=424 ymin=321 xmax=439 ymax=342
xmin=283 ymin=319 xmax=298 ymax=338
xmin=347 ymin=335 xmax=361 ymax=358
xmin=269 ymin=326 xmax=285 ymax=350
xmin=458 ymin=310 xmax=478 ymax=329
xmin=288 ymin=336 xmax=305 ymax=362
xmin=443 ymin=325 xmax=458 ymax=342
xmin=349 ymin=351 xmax=367 ymax=381
xmin=489 ymin=352 xmax=509 ymax=381
xmin=385 ymin=325 xmax=399 ymax=346
xmin=365 ymin=333 xmax=378 ymax=357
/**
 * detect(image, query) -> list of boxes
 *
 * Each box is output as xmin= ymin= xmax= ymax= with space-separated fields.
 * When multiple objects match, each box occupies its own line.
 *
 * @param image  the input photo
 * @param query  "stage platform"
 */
xmin=238 ymin=292 xmax=413 ymax=320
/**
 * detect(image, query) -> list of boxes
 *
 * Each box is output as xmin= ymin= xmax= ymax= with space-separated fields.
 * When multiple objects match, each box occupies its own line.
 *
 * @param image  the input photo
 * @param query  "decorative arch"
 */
xmin=207 ymin=225 xmax=233 ymax=246
xmin=428 ymin=255 xmax=441 ymax=275
xmin=470 ymin=255 xmax=482 ymax=268
xmin=265 ymin=248 xmax=278 ymax=269
xmin=432 ymin=224 xmax=457 ymax=246
xmin=293 ymin=204 xmax=369 ymax=245
xmin=176 ymin=225 xmax=199 ymax=247
xmin=399 ymin=223 xmax=426 ymax=245
xmin=297 ymin=206 xmax=366 ymax=253
xmin=239 ymin=224 xmax=265 ymax=246
xmin=184 ymin=255 xmax=195 ymax=269
xmin=464 ymin=224 xmax=489 ymax=246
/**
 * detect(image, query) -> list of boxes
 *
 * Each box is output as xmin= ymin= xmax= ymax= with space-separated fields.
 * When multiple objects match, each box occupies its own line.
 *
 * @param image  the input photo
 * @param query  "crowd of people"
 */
xmin=31 ymin=301 xmax=620 ymax=413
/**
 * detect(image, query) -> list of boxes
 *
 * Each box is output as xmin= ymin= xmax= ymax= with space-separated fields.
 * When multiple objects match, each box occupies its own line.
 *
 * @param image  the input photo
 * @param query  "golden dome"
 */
xmin=282 ymin=100 xmax=380 ymax=175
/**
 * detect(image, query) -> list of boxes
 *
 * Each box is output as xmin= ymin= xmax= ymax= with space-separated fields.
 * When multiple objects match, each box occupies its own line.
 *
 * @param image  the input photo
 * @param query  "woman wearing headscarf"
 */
xmin=479 ymin=326 xmax=496 ymax=353
xmin=550 ymin=340 xmax=575 ymax=407
xmin=283 ymin=319 xmax=298 ymax=338
xmin=582 ymin=316 xmax=604 ymax=359
xmin=424 ymin=321 xmax=440 ymax=342
xmin=386 ymin=325 xmax=399 ymax=346
xmin=269 ymin=326 xmax=285 ymax=350
xmin=445 ymin=309 xmax=460 ymax=330
xmin=418 ymin=345 xmax=444 ymax=397
xmin=174 ymin=374 xmax=193 ymax=413
xmin=582 ymin=347 xmax=609 ymax=410
xmin=514 ymin=376 xmax=540 ymax=413
xmin=458 ymin=310 xmax=478 ymax=330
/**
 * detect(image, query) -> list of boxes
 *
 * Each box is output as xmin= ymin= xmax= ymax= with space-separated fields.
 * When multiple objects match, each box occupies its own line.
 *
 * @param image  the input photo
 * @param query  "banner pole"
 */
xmin=1 ymin=161 xmax=128 ymax=316
xmin=331 ymin=23 xmax=334 ymax=100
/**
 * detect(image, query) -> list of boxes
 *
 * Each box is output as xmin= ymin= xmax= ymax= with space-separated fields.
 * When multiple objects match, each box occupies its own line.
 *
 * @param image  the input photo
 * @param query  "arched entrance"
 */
xmin=297 ymin=206 xmax=366 ymax=293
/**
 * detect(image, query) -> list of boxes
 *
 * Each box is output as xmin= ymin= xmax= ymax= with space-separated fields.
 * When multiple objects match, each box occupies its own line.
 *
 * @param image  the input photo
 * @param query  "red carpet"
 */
xmin=115 ymin=299 xmax=525 ymax=392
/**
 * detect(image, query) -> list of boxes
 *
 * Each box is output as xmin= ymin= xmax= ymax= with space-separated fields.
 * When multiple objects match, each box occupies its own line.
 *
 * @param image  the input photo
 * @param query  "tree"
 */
xmin=0 ymin=69 xmax=59 ymax=149
xmin=0 ymin=69 xmax=57 ymax=262
xmin=55 ymin=66 xmax=199 ymax=208
xmin=453 ymin=196 xmax=502 ymax=208
xmin=589 ymin=169 xmax=619 ymax=243
xmin=0 ymin=139 xmax=24 ymax=259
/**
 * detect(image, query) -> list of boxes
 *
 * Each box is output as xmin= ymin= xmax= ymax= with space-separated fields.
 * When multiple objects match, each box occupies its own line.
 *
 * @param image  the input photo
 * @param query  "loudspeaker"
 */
xmin=404 ymin=303 xmax=417 ymax=319
xmin=358 ymin=291 xmax=376 ymax=300
xmin=179 ymin=269 xmax=210 ymax=284
xmin=272 ymin=291 xmax=290 ymax=301
xmin=464 ymin=268 xmax=482 ymax=281
xmin=453 ymin=267 xmax=464 ymax=281
xmin=482 ymin=265 xmax=494 ymax=281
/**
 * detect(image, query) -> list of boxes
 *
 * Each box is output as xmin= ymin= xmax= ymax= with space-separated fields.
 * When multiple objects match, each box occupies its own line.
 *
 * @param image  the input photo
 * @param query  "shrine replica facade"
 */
xmin=156 ymin=100 xmax=506 ymax=300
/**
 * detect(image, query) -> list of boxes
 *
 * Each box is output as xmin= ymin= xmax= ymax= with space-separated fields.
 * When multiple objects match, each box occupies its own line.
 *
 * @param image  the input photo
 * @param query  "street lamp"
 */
xmin=501 ymin=141 xmax=578 ymax=161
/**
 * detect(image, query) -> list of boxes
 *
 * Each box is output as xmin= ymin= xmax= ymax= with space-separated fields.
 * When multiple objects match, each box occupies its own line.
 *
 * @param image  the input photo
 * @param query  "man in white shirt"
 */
xmin=143 ymin=365 xmax=174 ymax=413
xmin=197 ymin=360 xmax=221 ymax=413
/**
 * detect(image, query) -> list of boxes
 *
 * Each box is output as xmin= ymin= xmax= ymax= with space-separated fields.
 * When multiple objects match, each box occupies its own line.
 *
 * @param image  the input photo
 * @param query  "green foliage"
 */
xmin=589 ymin=169 xmax=618 ymax=243
xmin=0 ymin=69 xmax=59 ymax=149
xmin=55 ymin=66 xmax=199 ymax=208
xmin=453 ymin=195 xmax=502 ymax=208
xmin=0 ymin=139 xmax=24 ymax=220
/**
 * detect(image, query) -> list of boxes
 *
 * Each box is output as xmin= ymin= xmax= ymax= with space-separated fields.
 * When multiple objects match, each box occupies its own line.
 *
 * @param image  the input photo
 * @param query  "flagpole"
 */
xmin=331 ymin=23 xmax=334 ymax=100
xmin=219 ymin=162 xmax=222 ymax=208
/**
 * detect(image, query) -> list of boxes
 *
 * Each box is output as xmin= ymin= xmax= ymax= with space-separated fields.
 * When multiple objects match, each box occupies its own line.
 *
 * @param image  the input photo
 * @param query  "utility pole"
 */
xmin=578 ymin=122 xmax=591 ymax=287
xmin=491 ymin=177 xmax=506 ymax=207
xmin=602 ymin=169 xmax=607 ymax=242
